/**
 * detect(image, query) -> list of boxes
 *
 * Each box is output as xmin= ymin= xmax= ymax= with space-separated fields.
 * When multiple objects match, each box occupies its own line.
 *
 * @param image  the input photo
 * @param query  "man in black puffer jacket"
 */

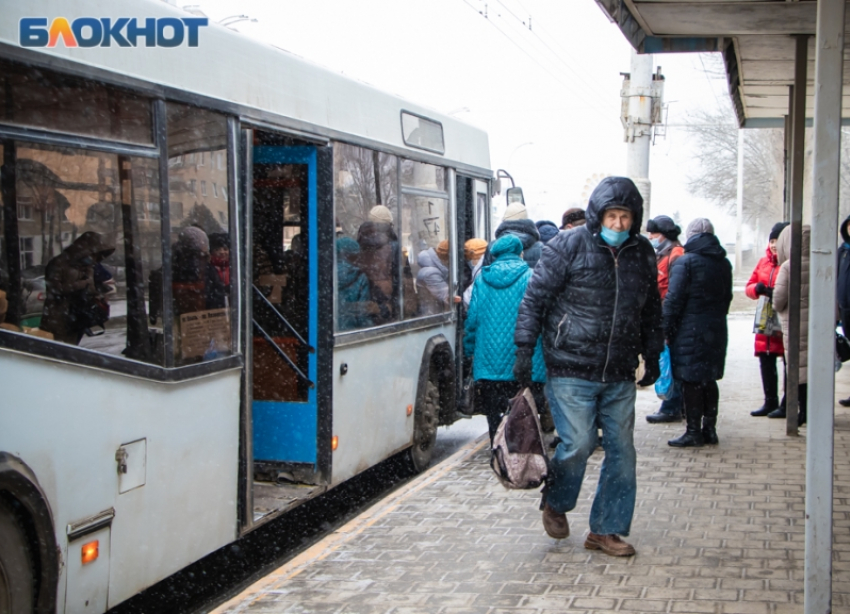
xmin=513 ymin=176 xmax=663 ymax=557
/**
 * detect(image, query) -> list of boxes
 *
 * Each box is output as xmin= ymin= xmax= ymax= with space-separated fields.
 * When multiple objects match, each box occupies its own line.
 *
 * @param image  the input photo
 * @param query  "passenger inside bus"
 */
xmin=416 ymin=239 xmax=450 ymax=315
xmin=336 ymin=236 xmax=376 ymax=331
xmin=354 ymin=205 xmax=401 ymax=325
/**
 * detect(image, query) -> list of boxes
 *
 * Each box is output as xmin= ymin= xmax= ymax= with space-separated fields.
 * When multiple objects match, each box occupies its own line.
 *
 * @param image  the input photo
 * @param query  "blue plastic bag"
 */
xmin=654 ymin=346 xmax=673 ymax=400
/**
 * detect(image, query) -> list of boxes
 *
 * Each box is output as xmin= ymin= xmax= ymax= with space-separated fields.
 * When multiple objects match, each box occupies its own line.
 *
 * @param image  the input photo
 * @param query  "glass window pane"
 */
xmin=0 ymin=140 xmax=164 ymax=364
xmin=402 ymin=190 xmax=451 ymax=319
xmin=333 ymin=143 xmax=400 ymax=330
xmin=401 ymin=159 xmax=447 ymax=193
xmin=0 ymin=58 xmax=153 ymax=145
xmin=166 ymin=102 xmax=231 ymax=365
xmin=401 ymin=112 xmax=445 ymax=154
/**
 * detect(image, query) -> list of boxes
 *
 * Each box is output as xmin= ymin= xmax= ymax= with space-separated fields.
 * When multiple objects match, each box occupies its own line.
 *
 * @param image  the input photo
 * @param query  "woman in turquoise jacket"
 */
xmin=464 ymin=234 xmax=545 ymax=443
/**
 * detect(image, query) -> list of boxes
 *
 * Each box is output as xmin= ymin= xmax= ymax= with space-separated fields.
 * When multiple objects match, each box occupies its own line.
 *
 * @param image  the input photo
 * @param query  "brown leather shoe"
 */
xmin=584 ymin=532 xmax=636 ymax=556
xmin=542 ymin=504 xmax=569 ymax=539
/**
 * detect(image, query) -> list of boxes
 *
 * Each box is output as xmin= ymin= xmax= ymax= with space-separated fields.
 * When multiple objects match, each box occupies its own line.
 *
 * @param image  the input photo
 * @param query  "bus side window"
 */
xmin=400 ymin=160 xmax=451 ymax=319
xmin=332 ymin=144 xmax=399 ymax=332
xmin=0 ymin=141 xmax=165 ymax=364
xmin=165 ymin=103 xmax=232 ymax=365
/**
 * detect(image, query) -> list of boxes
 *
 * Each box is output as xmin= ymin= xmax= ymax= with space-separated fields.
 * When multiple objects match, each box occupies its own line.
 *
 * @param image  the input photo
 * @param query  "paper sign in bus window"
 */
xmin=179 ymin=308 xmax=231 ymax=360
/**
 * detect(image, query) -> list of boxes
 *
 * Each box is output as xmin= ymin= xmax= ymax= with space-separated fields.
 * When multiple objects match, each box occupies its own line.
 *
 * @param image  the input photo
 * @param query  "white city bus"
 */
xmin=0 ymin=1 xmax=493 ymax=612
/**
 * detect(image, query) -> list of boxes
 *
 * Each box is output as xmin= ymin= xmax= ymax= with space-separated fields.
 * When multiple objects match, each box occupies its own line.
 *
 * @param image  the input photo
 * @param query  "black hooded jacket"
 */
xmin=838 ymin=215 xmax=850 ymax=310
xmin=663 ymin=232 xmax=733 ymax=383
xmin=514 ymin=177 xmax=663 ymax=382
xmin=482 ymin=219 xmax=542 ymax=269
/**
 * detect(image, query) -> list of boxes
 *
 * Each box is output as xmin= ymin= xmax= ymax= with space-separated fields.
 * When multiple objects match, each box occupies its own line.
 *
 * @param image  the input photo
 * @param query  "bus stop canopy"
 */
xmin=592 ymin=0 xmax=850 ymax=126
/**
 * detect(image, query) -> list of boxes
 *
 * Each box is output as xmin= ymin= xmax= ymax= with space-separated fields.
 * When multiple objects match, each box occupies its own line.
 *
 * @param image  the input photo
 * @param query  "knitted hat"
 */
xmin=435 ymin=239 xmax=450 ymax=262
xmin=464 ymin=238 xmax=488 ymax=262
xmin=646 ymin=215 xmax=681 ymax=241
xmin=336 ymin=236 xmax=360 ymax=258
xmin=561 ymin=207 xmax=586 ymax=229
xmin=178 ymin=226 xmax=210 ymax=253
xmin=536 ymin=220 xmax=560 ymax=244
xmin=209 ymin=232 xmax=229 ymax=252
xmin=368 ymin=205 xmax=393 ymax=225
xmin=490 ymin=234 xmax=523 ymax=259
xmin=769 ymin=222 xmax=789 ymax=242
xmin=686 ymin=218 xmax=714 ymax=239
xmin=503 ymin=202 xmax=528 ymax=221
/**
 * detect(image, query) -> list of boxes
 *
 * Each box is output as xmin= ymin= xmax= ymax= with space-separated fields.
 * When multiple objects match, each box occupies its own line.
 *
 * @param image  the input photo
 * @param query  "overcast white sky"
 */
xmin=189 ymin=0 xmax=742 ymax=243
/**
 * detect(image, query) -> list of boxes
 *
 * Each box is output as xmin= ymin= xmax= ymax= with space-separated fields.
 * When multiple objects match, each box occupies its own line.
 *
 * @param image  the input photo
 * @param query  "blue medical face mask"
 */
xmin=600 ymin=226 xmax=630 ymax=247
xmin=649 ymin=237 xmax=662 ymax=249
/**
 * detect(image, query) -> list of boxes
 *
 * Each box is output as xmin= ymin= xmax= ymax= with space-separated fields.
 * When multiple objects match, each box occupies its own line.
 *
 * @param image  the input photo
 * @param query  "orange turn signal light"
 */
xmin=81 ymin=540 xmax=99 ymax=565
xmin=406 ymin=404 xmax=413 ymax=416
xmin=331 ymin=436 xmax=338 ymax=451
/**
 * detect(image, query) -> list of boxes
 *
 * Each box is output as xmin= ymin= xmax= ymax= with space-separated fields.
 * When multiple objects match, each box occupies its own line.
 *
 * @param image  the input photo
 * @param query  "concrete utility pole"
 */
xmin=735 ymin=129 xmax=744 ymax=273
xmin=621 ymin=50 xmax=664 ymax=222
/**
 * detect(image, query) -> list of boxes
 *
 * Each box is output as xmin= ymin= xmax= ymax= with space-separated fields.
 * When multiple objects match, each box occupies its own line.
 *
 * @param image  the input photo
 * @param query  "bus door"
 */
xmin=249 ymin=139 xmax=318 ymax=474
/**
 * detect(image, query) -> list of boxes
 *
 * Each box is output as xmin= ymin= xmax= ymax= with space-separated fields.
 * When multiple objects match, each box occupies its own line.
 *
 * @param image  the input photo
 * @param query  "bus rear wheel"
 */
xmin=0 ymin=500 xmax=34 ymax=614
xmin=406 ymin=380 xmax=439 ymax=474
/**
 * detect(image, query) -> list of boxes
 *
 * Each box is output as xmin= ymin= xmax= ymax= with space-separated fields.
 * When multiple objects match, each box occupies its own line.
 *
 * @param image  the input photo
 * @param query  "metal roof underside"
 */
xmin=593 ymin=0 xmax=850 ymax=127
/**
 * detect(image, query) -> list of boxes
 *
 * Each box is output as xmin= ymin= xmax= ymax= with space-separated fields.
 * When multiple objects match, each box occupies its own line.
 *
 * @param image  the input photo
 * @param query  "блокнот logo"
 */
xmin=20 ymin=17 xmax=209 ymax=48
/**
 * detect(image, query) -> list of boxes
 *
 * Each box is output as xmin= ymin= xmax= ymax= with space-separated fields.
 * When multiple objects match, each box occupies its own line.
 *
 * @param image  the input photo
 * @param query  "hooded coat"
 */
xmin=663 ymin=232 xmax=733 ymax=383
xmin=464 ymin=235 xmax=545 ymax=382
xmin=514 ymin=176 xmax=663 ymax=382
xmin=773 ymin=225 xmax=810 ymax=384
xmin=41 ymin=231 xmax=115 ymax=344
xmin=355 ymin=221 xmax=400 ymax=324
xmin=416 ymin=247 xmax=450 ymax=316
xmin=483 ymin=219 xmax=543 ymax=269
xmin=838 ymin=215 xmax=850 ymax=311
xmin=536 ymin=220 xmax=560 ymax=244
xmin=745 ymin=245 xmax=785 ymax=355
xmin=336 ymin=237 xmax=374 ymax=331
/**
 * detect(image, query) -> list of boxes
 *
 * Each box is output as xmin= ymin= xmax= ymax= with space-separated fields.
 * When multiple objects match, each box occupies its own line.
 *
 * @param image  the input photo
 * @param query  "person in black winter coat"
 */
xmin=482 ymin=203 xmax=544 ymax=269
xmin=664 ymin=218 xmax=733 ymax=447
xmin=513 ymin=176 xmax=663 ymax=556
xmin=838 ymin=215 xmax=850 ymax=406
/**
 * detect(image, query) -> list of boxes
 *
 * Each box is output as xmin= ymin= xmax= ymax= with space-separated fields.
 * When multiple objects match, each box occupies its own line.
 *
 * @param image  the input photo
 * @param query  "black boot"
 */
xmin=767 ymin=396 xmax=786 ymax=418
xmin=702 ymin=403 xmax=719 ymax=445
xmin=751 ymin=397 xmax=778 ymax=417
xmin=668 ymin=403 xmax=704 ymax=447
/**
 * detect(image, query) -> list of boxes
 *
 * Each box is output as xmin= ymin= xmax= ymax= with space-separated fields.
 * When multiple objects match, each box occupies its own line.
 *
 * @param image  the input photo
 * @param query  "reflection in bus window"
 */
xmin=0 ymin=141 xmax=163 ymax=363
xmin=0 ymin=58 xmax=153 ymax=145
xmin=165 ymin=102 xmax=231 ymax=365
xmin=333 ymin=144 xmax=400 ymax=330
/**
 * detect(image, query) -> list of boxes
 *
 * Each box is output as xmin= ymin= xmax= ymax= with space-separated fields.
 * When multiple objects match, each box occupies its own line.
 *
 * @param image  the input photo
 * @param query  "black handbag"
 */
xmin=837 ymin=332 xmax=850 ymax=363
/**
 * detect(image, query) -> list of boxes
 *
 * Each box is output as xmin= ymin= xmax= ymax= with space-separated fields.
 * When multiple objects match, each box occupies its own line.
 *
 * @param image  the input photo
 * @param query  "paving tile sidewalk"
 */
xmin=213 ymin=315 xmax=850 ymax=614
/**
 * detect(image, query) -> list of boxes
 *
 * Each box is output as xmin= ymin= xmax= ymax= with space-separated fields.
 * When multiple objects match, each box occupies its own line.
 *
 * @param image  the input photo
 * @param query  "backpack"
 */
xmin=490 ymin=388 xmax=548 ymax=489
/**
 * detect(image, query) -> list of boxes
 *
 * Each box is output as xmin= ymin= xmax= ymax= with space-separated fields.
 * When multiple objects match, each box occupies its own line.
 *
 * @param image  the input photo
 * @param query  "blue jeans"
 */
xmin=545 ymin=377 xmax=637 ymax=536
xmin=658 ymin=378 xmax=682 ymax=416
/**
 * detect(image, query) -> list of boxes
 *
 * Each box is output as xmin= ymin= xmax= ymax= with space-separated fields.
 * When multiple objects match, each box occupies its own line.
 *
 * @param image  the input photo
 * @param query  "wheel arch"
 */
xmin=415 ymin=334 xmax=456 ymax=427
xmin=0 ymin=452 xmax=59 ymax=614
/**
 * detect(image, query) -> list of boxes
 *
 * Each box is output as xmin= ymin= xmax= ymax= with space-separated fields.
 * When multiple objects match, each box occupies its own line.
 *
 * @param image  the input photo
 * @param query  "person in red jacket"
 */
xmin=645 ymin=215 xmax=686 ymax=424
xmin=746 ymin=222 xmax=788 ymax=417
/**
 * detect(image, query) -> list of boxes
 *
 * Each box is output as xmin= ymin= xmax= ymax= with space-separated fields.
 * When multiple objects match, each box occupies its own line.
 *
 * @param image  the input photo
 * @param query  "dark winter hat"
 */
xmin=209 ymin=232 xmax=230 ymax=252
xmin=769 ymin=222 xmax=789 ymax=242
xmin=561 ymin=207 xmax=586 ymax=229
xmin=646 ymin=215 xmax=681 ymax=241
xmin=535 ymin=220 xmax=560 ymax=244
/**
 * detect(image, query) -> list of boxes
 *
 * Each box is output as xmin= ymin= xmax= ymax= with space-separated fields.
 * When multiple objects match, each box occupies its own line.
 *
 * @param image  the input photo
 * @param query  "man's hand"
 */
xmin=637 ymin=358 xmax=660 ymax=387
xmin=513 ymin=349 xmax=533 ymax=388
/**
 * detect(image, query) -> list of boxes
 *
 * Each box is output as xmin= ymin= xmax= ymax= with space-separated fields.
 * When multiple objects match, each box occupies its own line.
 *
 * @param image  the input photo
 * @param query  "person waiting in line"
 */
xmin=336 ymin=237 xmax=376 ymax=331
xmin=41 ymin=231 xmax=115 ymax=345
xmin=746 ymin=222 xmax=788 ymax=417
xmin=561 ymin=207 xmax=586 ymax=230
xmin=664 ymin=219 xmax=733 ymax=448
xmin=464 ymin=234 xmax=545 ymax=443
xmin=482 ymin=202 xmax=543 ymax=269
xmin=837 ymin=215 xmax=850 ymax=407
xmin=462 ymin=238 xmax=488 ymax=308
xmin=773 ymin=224 xmax=810 ymax=426
xmin=645 ymin=215 xmax=686 ymax=425
xmin=514 ymin=177 xmax=662 ymax=556
xmin=535 ymin=220 xmax=560 ymax=245
xmin=355 ymin=205 xmax=400 ymax=325
xmin=416 ymin=240 xmax=451 ymax=315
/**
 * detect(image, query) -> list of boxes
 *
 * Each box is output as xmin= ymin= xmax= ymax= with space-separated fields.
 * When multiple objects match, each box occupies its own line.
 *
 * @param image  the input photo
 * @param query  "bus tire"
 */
xmin=0 ymin=498 xmax=34 ymax=614
xmin=405 ymin=379 xmax=439 ymax=474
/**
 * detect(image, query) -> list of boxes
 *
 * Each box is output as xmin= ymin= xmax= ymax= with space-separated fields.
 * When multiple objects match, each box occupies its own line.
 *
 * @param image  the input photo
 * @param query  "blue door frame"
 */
xmin=251 ymin=146 xmax=319 ymax=464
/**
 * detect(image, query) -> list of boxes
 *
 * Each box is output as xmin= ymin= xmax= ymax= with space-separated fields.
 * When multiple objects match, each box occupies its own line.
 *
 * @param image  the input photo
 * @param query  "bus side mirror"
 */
xmin=506 ymin=187 xmax=525 ymax=205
